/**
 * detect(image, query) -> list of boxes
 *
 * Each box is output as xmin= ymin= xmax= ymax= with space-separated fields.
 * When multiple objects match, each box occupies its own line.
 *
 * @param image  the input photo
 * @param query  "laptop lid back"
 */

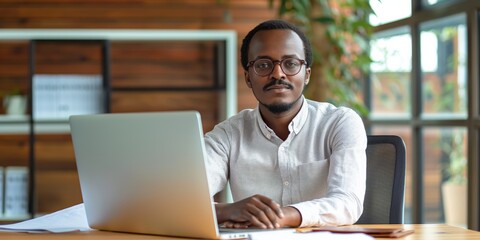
xmin=70 ymin=111 xmax=220 ymax=239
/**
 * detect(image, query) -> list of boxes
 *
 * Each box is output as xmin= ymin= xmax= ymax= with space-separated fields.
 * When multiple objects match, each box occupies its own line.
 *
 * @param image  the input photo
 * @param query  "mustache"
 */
xmin=263 ymin=79 xmax=293 ymax=91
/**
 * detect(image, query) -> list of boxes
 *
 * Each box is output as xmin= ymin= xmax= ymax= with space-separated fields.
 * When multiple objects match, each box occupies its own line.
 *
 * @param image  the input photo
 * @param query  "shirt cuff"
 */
xmin=289 ymin=203 xmax=319 ymax=227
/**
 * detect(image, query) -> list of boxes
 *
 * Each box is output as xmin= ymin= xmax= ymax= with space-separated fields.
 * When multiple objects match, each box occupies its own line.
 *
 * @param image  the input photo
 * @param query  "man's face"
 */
xmin=245 ymin=29 xmax=311 ymax=114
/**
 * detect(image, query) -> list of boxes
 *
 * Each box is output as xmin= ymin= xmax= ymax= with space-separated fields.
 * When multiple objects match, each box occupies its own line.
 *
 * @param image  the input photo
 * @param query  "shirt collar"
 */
xmin=290 ymin=97 xmax=308 ymax=134
xmin=256 ymin=108 xmax=273 ymax=139
xmin=256 ymin=97 xmax=309 ymax=139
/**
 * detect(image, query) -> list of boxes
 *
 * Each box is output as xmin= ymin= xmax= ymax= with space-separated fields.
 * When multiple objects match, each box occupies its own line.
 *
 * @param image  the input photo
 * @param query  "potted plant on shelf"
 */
xmin=1 ymin=88 xmax=27 ymax=116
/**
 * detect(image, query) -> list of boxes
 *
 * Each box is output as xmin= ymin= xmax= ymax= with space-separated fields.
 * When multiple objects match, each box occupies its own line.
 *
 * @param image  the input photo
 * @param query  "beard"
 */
xmin=260 ymin=93 xmax=303 ymax=114
xmin=261 ymin=102 xmax=295 ymax=114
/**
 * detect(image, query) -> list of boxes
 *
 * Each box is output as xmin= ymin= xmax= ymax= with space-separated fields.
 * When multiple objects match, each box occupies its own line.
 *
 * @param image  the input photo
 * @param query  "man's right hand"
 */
xmin=215 ymin=194 xmax=284 ymax=229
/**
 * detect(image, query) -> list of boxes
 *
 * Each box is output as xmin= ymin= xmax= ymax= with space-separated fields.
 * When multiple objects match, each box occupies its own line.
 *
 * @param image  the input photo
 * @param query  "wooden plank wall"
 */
xmin=0 ymin=1 xmax=276 ymax=214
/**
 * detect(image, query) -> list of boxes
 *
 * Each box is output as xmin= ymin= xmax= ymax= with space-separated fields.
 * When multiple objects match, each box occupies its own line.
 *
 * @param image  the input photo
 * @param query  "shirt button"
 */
xmin=284 ymin=181 xmax=289 ymax=186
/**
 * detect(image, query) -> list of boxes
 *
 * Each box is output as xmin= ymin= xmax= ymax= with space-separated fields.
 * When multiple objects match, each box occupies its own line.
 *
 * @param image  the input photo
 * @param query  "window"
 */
xmin=420 ymin=14 xmax=467 ymax=119
xmin=423 ymin=0 xmax=453 ymax=7
xmin=370 ymin=28 xmax=411 ymax=119
xmin=367 ymin=1 xmax=480 ymax=230
xmin=422 ymin=127 xmax=467 ymax=224
xmin=369 ymin=0 xmax=411 ymax=26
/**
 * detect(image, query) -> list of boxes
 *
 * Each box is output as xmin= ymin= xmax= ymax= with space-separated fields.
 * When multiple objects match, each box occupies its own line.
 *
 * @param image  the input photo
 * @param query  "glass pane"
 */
xmin=423 ymin=0 xmax=451 ymax=6
xmin=371 ymin=126 xmax=412 ymax=223
xmin=422 ymin=127 xmax=467 ymax=227
xmin=369 ymin=0 xmax=411 ymax=26
xmin=420 ymin=14 xmax=467 ymax=119
xmin=370 ymin=29 xmax=411 ymax=119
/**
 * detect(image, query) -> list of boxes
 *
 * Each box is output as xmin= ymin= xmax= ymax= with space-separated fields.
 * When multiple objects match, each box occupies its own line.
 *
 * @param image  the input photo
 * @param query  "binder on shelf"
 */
xmin=4 ymin=166 xmax=29 ymax=219
xmin=32 ymin=74 xmax=104 ymax=121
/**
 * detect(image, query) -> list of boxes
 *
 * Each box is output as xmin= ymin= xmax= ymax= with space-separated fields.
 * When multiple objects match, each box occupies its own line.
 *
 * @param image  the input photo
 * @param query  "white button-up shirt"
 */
xmin=204 ymin=98 xmax=367 ymax=227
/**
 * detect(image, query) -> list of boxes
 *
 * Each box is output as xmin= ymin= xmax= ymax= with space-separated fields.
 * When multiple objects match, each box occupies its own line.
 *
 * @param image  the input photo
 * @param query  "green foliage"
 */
xmin=268 ymin=0 xmax=374 ymax=116
xmin=423 ymin=26 xmax=465 ymax=114
xmin=0 ymin=88 xmax=23 ymax=97
xmin=440 ymin=130 xmax=467 ymax=184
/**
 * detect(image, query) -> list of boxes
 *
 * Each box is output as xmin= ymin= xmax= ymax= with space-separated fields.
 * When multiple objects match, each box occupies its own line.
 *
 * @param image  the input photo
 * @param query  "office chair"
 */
xmin=356 ymin=135 xmax=406 ymax=224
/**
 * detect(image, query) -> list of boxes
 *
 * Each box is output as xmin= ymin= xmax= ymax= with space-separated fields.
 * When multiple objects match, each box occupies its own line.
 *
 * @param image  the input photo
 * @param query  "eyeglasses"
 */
xmin=247 ymin=57 xmax=307 ymax=77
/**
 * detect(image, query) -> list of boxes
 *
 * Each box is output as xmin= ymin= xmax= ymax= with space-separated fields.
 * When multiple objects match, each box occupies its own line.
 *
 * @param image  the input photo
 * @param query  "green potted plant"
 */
xmin=441 ymin=131 xmax=467 ymax=227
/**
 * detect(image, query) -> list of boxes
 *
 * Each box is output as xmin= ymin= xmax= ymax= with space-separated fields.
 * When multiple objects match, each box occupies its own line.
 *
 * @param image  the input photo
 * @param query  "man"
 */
xmin=205 ymin=19 xmax=367 ymax=229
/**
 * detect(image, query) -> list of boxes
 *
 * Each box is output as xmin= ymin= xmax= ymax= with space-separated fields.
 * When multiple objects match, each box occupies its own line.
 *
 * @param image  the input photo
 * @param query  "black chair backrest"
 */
xmin=356 ymin=135 xmax=406 ymax=224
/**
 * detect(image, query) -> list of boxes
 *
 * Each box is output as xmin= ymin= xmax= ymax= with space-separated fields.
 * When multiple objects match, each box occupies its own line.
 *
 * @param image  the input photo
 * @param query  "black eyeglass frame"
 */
xmin=246 ymin=57 xmax=307 ymax=77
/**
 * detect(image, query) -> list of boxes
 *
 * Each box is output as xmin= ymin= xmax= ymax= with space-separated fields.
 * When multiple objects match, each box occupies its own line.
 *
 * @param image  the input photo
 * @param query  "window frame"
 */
xmin=365 ymin=0 xmax=480 ymax=230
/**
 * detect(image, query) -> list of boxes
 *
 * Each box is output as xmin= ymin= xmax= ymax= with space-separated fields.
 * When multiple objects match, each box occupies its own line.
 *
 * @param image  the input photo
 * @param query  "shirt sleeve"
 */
xmin=290 ymin=109 xmax=367 ymax=227
xmin=204 ymin=123 xmax=231 ymax=198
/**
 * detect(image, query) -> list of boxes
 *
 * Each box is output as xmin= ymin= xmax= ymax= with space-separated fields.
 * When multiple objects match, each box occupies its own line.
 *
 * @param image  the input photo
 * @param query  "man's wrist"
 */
xmin=280 ymin=206 xmax=302 ymax=227
xmin=214 ymin=203 xmax=229 ymax=223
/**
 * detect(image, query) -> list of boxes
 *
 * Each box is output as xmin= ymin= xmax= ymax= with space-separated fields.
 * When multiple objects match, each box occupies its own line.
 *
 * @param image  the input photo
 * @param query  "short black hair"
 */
xmin=240 ymin=19 xmax=313 ymax=70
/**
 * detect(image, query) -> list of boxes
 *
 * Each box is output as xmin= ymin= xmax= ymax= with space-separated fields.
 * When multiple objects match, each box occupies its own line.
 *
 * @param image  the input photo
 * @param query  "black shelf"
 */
xmin=27 ymin=39 xmax=111 ymax=217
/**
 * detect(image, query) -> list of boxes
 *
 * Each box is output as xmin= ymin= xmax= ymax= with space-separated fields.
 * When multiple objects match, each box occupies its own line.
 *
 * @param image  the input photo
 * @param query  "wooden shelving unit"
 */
xmin=0 ymin=29 xmax=237 ymax=220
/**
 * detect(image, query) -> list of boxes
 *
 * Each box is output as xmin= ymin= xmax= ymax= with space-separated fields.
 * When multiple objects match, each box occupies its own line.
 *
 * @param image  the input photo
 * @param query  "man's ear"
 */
xmin=305 ymin=67 xmax=311 ymax=85
xmin=244 ymin=70 xmax=252 ymax=88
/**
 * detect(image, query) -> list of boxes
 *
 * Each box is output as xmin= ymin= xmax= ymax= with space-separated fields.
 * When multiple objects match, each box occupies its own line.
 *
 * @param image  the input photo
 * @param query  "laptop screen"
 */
xmin=70 ymin=111 xmax=221 ymax=239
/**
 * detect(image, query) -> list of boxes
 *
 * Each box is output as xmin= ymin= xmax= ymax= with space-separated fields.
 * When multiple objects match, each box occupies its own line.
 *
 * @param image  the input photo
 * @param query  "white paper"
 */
xmin=248 ymin=229 xmax=374 ymax=240
xmin=4 ymin=167 xmax=29 ymax=218
xmin=0 ymin=203 xmax=92 ymax=233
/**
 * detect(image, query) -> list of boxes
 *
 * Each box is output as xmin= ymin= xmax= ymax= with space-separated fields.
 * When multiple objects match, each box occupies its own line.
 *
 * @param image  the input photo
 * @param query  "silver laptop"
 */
xmin=69 ymin=111 xmax=248 ymax=239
